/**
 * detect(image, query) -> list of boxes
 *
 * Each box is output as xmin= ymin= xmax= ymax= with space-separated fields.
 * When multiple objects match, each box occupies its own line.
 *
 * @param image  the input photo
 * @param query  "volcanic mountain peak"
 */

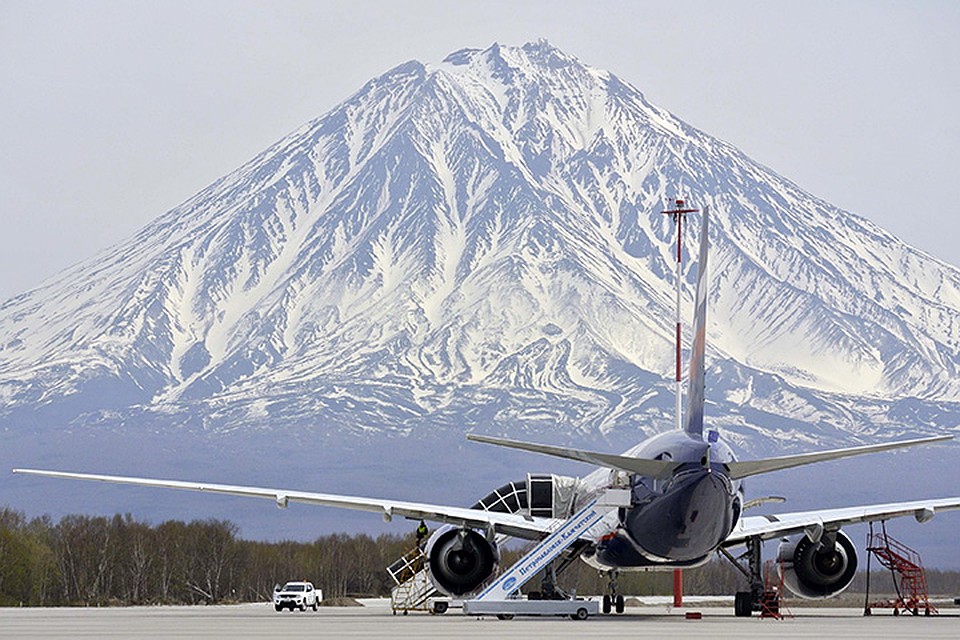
xmin=2 ymin=41 xmax=959 ymax=450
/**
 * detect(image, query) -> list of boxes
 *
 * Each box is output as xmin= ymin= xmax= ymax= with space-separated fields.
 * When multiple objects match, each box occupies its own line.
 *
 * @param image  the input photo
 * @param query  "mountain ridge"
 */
xmin=2 ymin=40 xmax=959 ymax=456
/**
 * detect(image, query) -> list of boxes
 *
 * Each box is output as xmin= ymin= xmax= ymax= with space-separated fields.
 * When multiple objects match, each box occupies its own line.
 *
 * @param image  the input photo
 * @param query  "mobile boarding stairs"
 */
xmin=389 ymin=488 xmax=629 ymax=618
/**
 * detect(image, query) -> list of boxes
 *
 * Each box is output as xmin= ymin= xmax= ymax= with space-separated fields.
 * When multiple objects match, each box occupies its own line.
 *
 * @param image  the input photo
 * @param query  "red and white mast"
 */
xmin=661 ymin=198 xmax=699 ymax=432
xmin=660 ymin=197 xmax=698 ymax=610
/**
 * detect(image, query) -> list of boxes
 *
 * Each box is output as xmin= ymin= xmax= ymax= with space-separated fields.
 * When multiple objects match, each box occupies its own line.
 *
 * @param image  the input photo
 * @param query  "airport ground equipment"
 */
xmin=863 ymin=522 xmax=937 ymax=616
xmin=463 ymin=489 xmax=629 ymax=619
xmin=387 ymin=546 xmax=438 ymax=614
xmin=759 ymin=559 xmax=790 ymax=619
xmin=463 ymin=597 xmax=599 ymax=620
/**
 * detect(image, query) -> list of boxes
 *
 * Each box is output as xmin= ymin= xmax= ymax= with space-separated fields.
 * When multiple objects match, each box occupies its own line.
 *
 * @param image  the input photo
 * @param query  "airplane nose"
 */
xmin=625 ymin=470 xmax=733 ymax=562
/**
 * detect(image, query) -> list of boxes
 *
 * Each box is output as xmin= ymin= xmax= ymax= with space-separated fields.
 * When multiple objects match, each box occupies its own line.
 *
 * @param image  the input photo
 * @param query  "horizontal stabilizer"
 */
xmin=467 ymin=434 xmax=678 ymax=479
xmin=725 ymin=435 xmax=952 ymax=480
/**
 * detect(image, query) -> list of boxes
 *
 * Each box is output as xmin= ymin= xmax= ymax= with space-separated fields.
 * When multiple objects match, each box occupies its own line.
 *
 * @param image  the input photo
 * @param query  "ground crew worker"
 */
xmin=416 ymin=520 xmax=428 ymax=549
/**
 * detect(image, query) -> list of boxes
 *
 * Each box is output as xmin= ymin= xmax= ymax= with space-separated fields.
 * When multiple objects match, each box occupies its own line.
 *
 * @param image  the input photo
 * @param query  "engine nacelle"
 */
xmin=424 ymin=525 xmax=500 ymax=596
xmin=777 ymin=529 xmax=858 ymax=599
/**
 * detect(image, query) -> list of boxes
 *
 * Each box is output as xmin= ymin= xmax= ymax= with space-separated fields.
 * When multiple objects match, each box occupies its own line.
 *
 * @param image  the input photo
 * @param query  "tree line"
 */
xmin=2 ymin=507 xmax=959 ymax=606
xmin=0 ymin=508 xmax=410 ymax=606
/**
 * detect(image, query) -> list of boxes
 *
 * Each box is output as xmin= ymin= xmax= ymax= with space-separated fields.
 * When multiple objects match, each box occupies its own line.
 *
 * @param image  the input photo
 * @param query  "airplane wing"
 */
xmin=11 ymin=468 xmax=557 ymax=541
xmin=725 ymin=496 xmax=960 ymax=545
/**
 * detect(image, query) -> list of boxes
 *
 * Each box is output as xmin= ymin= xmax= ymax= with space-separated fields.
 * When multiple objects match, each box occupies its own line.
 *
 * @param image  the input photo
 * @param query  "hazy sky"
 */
xmin=1 ymin=0 xmax=958 ymax=301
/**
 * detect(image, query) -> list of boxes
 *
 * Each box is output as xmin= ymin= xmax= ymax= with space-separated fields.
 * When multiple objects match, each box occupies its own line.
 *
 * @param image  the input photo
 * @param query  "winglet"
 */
xmin=684 ymin=205 xmax=709 ymax=439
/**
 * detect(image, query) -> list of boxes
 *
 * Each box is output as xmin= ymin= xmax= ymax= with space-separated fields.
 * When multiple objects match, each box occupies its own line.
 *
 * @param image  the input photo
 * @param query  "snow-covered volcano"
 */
xmin=4 ymin=41 xmax=959 ymax=452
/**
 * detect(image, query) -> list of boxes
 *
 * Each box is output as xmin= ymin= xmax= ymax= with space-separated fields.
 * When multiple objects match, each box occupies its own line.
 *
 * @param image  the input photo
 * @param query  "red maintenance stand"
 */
xmin=863 ymin=521 xmax=937 ymax=616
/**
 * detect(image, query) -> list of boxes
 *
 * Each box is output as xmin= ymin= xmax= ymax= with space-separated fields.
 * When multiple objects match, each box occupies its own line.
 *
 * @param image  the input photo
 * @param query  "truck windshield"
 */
xmin=282 ymin=584 xmax=305 ymax=592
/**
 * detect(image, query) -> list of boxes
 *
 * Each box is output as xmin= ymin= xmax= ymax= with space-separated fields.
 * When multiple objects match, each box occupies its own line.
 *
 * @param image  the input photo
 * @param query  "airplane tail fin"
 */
xmin=683 ymin=205 xmax=709 ymax=439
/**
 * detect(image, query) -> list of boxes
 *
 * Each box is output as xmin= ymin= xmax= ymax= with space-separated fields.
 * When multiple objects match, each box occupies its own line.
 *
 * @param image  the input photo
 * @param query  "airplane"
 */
xmin=14 ymin=207 xmax=960 ymax=617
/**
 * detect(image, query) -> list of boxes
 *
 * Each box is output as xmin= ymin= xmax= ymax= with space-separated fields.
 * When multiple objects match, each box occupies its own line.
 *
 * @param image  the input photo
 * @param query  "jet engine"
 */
xmin=777 ymin=529 xmax=858 ymax=599
xmin=424 ymin=524 xmax=500 ymax=596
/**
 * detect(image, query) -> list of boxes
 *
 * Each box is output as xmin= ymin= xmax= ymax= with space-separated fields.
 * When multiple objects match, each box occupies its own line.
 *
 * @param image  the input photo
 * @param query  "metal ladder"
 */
xmin=387 ymin=546 xmax=438 ymax=614
xmin=759 ymin=559 xmax=791 ymax=619
xmin=864 ymin=522 xmax=937 ymax=616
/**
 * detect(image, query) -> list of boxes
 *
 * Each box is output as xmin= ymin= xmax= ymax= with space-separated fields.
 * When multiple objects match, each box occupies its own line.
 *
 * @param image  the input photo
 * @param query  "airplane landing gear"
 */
xmin=601 ymin=570 xmax=624 ymax=614
xmin=720 ymin=536 xmax=764 ymax=617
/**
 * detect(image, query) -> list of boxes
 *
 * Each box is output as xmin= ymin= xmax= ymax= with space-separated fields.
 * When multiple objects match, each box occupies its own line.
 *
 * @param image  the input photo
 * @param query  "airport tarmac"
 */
xmin=1 ymin=601 xmax=958 ymax=639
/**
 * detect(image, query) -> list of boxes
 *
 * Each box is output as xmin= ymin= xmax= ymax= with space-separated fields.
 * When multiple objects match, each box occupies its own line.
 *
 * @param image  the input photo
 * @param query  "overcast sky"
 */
xmin=1 ymin=0 xmax=958 ymax=301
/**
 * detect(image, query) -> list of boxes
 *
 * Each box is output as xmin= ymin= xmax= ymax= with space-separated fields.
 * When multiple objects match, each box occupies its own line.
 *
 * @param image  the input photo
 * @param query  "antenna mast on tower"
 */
xmin=661 ymin=198 xmax=699 ymax=432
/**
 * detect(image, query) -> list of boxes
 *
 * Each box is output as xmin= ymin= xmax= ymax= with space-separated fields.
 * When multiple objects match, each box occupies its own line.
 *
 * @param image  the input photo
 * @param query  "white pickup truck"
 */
xmin=273 ymin=581 xmax=322 ymax=612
